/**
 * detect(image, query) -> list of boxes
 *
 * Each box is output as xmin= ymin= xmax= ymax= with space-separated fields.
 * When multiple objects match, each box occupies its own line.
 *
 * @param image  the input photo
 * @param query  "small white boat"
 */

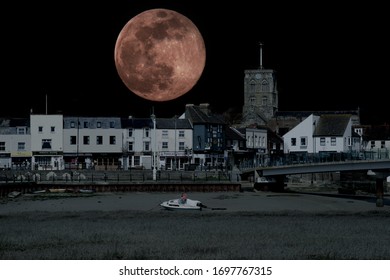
xmin=160 ymin=193 xmax=203 ymax=211
xmin=8 ymin=191 xmax=21 ymax=198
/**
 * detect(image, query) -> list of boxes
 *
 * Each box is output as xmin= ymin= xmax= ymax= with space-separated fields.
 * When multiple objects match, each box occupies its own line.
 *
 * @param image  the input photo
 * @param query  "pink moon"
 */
xmin=114 ymin=8 xmax=206 ymax=102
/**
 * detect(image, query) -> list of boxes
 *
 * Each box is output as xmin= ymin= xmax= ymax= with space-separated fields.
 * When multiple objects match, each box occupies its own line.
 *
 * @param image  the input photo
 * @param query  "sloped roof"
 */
xmin=362 ymin=124 xmax=390 ymax=140
xmin=275 ymin=110 xmax=359 ymax=118
xmin=313 ymin=114 xmax=351 ymax=136
xmin=121 ymin=118 xmax=152 ymax=128
xmin=185 ymin=104 xmax=225 ymax=124
xmin=226 ymin=127 xmax=245 ymax=141
xmin=0 ymin=118 xmax=29 ymax=127
xmin=156 ymin=118 xmax=192 ymax=129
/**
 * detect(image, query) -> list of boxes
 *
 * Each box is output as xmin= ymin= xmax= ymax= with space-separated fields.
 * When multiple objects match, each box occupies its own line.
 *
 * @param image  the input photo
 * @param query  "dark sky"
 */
xmin=2 ymin=1 xmax=387 ymax=125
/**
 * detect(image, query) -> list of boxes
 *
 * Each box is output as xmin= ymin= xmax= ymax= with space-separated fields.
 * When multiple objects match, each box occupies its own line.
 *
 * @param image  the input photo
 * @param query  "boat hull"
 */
xmin=160 ymin=198 xmax=202 ymax=211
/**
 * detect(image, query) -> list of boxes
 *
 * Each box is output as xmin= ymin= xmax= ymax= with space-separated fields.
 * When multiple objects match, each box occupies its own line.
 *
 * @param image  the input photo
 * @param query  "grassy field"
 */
xmin=1 ymin=209 xmax=390 ymax=260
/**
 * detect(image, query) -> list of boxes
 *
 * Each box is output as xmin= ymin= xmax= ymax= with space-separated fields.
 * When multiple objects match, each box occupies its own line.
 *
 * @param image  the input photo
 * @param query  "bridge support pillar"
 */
xmin=375 ymin=178 xmax=384 ymax=207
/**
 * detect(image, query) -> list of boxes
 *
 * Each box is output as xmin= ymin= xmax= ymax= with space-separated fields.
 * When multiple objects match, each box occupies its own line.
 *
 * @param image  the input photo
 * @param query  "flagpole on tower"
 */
xmin=259 ymin=42 xmax=263 ymax=69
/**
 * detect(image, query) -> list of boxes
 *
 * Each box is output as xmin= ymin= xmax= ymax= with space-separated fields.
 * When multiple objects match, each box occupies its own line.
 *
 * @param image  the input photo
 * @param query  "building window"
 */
xmin=331 ymin=137 xmax=336 ymax=146
xmin=0 ymin=142 xmax=5 ymax=151
xmin=262 ymin=96 xmax=268 ymax=106
xmin=144 ymin=128 xmax=150 ymax=138
xmin=110 ymin=136 xmax=116 ymax=145
xmin=162 ymin=142 xmax=168 ymax=149
xmin=381 ymin=141 xmax=385 ymax=148
xmin=300 ymin=137 xmax=307 ymax=147
xmin=291 ymin=138 xmax=296 ymax=146
xmin=84 ymin=122 xmax=89 ymax=128
xmin=51 ymin=126 xmax=55 ymax=133
xmin=179 ymin=142 xmax=185 ymax=151
xmin=35 ymin=156 xmax=51 ymax=166
xmin=38 ymin=126 xmax=43 ymax=133
xmin=83 ymin=136 xmax=90 ymax=145
xmin=97 ymin=122 xmax=102 ymax=128
xmin=70 ymin=136 xmax=76 ymax=145
xmin=178 ymin=130 xmax=185 ymax=138
xmin=250 ymin=81 xmax=256 ymax=93
xmin=70 ymin=121 xmax=75 ymax=128
xmin=261 ymin=80 xmax=269 ymax=92
xmin=17 ymin=127 xmax=26 ymax=134
xmin=42 ymin=139 xmax=52 ymax=149
xmin=162 ymin=130 xmax=168 ymax=138
xmin=110 ymin=121 xmax=115 ymax=128
xmin=134 ymin=156 xmax=140 ymax=166
xmin=96 ymin=136 xmax=103 ymax=145
xmin=144 ymin=141 xmax=150 ymax=151
xmin=17 ymin=142 xmax=25 ymax=151
xmin=250 ymin=96 xmax=256 ymax=105
xmin=128 ymin=128 xmax=133 ymax=137
xmin=128 ymin=142 xmax=134 ymax=151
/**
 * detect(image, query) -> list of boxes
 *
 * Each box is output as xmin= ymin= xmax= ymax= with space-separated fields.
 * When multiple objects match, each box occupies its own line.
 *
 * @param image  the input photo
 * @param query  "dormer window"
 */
xmin=17 ymin=127 xmax=26 ymax=134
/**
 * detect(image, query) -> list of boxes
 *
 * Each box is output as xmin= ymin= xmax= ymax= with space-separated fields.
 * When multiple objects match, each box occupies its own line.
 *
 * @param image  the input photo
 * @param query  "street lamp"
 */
xmin=174 ymin=115 xmax=177 ymax=171
xmin=151 ymin=113 xmax=157 ymax=181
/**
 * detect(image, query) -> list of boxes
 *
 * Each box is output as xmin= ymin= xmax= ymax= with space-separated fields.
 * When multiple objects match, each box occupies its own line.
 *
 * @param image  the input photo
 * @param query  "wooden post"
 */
xmin=376 ymin=178 xmax=384 ymax=207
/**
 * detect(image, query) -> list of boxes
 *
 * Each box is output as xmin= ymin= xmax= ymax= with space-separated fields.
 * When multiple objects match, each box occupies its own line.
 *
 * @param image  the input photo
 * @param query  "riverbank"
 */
xmin=1 ymin=187 xmax=389 ymax=214
xmin=1 ymin=184 xmax=389 ymax=259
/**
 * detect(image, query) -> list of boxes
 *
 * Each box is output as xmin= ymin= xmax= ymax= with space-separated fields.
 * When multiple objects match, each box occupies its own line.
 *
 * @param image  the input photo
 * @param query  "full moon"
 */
xmin=114 ymin=8 xmax=206 ymax=102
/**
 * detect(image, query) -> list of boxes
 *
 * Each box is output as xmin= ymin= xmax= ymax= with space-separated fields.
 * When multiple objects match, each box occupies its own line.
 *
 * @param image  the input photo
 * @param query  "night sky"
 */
xmin=2 ymin=1 xmax=387 ymax=125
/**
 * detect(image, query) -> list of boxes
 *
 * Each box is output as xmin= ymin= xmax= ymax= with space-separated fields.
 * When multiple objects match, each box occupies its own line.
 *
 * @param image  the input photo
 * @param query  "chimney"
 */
xmin=199 ymin=103 xmax=210 ymax=115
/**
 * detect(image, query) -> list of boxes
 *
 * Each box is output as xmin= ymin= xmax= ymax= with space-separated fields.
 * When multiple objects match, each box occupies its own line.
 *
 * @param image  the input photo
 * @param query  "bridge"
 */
xmin=251 ymin=159 xmax=390 ymax=177
xmin=241 ymin=159 xmax=390 ymax=207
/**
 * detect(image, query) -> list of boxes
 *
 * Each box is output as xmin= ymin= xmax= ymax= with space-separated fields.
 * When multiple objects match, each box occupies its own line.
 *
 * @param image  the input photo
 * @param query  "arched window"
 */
xmin=261 ymin=80 xmax=269 ymax=92
xmin=250 ymin=81 xmax=256 ymax=93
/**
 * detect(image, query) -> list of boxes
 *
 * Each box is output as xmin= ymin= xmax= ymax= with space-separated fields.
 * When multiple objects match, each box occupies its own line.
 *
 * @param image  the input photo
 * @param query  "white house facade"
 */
xmin=156 ymin=118 xmax=193 ymax=170
xmin=313 ymin=114 xmax=357 ymax=155
xmin=283 ymin=114 xmax=320 ymax=154
xmin=63 ymin=117 xmax=123 ymax=170
xmin=0 ymin=118 xmax=31 ymax=169
xmin=121 ymin=117 xmax=154 ymax=170
xmin=30 ymin=114 xmax=64 ymax=170
xmin=282 ymin=113 xmax=361 ymax=160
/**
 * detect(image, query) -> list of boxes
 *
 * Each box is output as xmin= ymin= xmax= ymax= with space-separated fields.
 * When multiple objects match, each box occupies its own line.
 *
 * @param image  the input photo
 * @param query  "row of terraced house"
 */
xmin=0 ymin=104 xmax=275 ymax=171
xmin=1 ymin=103 xmax=389 ymax=171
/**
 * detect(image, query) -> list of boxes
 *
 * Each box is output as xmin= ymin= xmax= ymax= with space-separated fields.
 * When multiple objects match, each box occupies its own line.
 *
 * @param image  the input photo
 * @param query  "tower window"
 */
xmin=261 ymin=80 xmax=269 ymax=91
xmin=250 ymin=81 xmax=256 ymax=93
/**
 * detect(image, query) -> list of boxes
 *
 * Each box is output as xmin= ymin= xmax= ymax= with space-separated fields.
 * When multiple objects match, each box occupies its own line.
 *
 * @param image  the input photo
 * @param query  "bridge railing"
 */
xmin=239 ymin=150 xmax=390 ymax=170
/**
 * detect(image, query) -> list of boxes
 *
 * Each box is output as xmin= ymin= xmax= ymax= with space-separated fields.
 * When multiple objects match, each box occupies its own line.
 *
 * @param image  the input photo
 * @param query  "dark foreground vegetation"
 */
xmin=1 ymin=210 xmax=390 ymax=259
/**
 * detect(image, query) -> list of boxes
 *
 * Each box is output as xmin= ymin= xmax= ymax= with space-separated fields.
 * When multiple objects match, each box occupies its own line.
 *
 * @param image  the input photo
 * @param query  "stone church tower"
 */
xmin=241 ymin=43 xmax=278 ymax=127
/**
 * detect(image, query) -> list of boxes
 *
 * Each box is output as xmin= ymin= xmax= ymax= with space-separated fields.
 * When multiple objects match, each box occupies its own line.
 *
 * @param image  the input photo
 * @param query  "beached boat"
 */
xmin=48 ymin=188 xmax=67 ymax=193
xmin=160 ymin=193 xmax=203 ymax=211
xmin=8 ymin=191 xmax=21 ymax=198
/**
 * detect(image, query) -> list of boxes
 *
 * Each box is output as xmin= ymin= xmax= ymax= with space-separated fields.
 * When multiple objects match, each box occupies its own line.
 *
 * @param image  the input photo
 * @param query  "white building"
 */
xmin=313 ymin=114 xmax=359 ymax=155
xmin=245 ymin=126 xmax=268 ymax=166
xmin=360 ymin=124 xmax=390 ymax=159
xmin=30 ymin=114 xmax=64 ymax=170
xmin=156 ymin=117 xmax=193 ymax=170
xmin=283 ymin=114 xmax=319 ymax=154
xmin=121 ymin=117 xmax=154 ymax=170
xmin=63 ymin=117 xmax=123 ymax=170
xmin=283 ymin=113 xmax=360 ymax=160
xmin=0 ymin=118 xmax=31 ymax=169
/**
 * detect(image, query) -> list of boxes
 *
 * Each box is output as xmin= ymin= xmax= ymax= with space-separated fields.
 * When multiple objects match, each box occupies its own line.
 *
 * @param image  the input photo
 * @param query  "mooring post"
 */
xmin=375 ymin=178 xmax=384 ymax=207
